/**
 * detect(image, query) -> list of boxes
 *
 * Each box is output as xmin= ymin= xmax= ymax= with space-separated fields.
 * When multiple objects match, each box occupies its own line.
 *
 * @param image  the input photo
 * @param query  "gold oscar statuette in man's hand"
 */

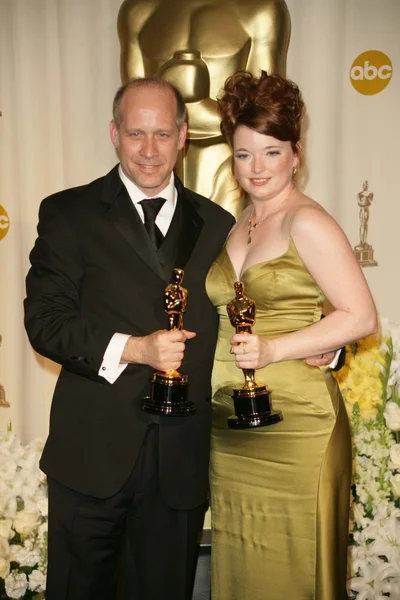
xmin=226 ymin=281 xmax=282 ymax=429
xmin=142 ymin=269 xmax=195 ymax=416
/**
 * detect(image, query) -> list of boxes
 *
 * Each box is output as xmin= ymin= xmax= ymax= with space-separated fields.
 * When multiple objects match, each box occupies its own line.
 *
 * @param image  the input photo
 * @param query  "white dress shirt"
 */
xmin=98 ymin=167 xmax=177 ymax=383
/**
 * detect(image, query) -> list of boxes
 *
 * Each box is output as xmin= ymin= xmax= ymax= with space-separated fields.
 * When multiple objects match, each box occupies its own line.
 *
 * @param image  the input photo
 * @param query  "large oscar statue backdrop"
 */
xmin=117 ymin=0 xmax=290 ymax=218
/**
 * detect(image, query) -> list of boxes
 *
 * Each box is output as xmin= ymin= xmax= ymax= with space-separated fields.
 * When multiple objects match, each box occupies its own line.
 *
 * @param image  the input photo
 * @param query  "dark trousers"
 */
xmin=46 ymin=425 xmax=206 ymax=600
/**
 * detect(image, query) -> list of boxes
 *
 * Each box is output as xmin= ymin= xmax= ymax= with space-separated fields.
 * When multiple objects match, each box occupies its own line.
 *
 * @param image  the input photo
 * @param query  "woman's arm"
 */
xmin=232 ymin=205 xmax=378 ymax=369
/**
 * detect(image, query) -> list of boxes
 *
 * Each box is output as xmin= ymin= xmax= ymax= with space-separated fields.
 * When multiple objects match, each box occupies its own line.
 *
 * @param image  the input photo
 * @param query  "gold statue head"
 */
xmin=172 ymin=268 xmax=184 ymax=285
xmin=157 ymin=51 xmax=210 ymax=103
xmin=234 ymin=280 xmax=244 ymax=297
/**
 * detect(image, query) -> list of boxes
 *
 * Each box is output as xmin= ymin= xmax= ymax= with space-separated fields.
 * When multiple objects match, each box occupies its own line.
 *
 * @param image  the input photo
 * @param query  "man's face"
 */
xmin=110 ymin=86 xmax=187 ymax=196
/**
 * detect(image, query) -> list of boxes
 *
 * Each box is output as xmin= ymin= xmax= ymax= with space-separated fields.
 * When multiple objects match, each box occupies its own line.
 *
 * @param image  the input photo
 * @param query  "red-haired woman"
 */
xmin=206 ymin=71 xmax=377 ymax=600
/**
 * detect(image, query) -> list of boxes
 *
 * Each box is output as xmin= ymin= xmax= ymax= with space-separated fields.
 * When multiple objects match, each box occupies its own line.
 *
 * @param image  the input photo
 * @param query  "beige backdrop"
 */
xmin=0 ymin=0 xmax=398 ymax=438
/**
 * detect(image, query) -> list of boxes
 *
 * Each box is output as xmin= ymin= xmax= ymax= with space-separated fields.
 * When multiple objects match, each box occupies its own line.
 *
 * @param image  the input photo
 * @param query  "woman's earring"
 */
xmin=293 ymin=166 xmax=298 ymax=177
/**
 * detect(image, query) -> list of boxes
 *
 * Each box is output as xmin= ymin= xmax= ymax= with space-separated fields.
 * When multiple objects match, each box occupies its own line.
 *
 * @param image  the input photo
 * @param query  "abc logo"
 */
xmin=0 ymin=205 xmax=10 ymax=241
xmin=350 ymin=50 xmax=392 ymax=95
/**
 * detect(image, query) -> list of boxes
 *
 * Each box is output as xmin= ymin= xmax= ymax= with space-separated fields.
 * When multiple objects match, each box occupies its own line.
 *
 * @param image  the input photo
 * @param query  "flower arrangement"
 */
xmin=0 ymin=431 xmax=47 ymax=600
xmin=334 ymin=319 xmax=400 ymax=599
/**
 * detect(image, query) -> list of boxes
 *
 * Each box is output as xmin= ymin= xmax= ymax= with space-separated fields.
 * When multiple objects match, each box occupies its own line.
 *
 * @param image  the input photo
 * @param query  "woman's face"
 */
xmin=232 ymin=126 xmax=298 ymax=202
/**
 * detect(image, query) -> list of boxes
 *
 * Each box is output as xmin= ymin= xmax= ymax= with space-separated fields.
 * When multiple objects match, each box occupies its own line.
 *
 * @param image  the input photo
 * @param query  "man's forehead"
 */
xmin=119 ymin=87 xmax=177 ymax=121
xmin=123 ymin=85 xmax=176 ymax=107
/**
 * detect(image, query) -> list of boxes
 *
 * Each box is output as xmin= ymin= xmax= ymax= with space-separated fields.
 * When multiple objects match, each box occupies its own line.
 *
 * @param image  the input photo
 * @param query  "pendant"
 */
xmin=247 ymin=221 xmax=255 ymax=245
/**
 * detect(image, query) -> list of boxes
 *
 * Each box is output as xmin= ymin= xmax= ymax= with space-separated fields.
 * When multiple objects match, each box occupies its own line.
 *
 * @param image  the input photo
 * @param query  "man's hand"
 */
xmin=305 ymin=352 xmax=336 ymax=367
xmin=121 ymin=330 xmax=196 ymax=371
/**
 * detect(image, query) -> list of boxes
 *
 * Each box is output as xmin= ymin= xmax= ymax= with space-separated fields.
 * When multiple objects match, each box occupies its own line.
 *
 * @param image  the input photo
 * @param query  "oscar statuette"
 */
xmin=353 ymin=180 xmax=378 ymax=267
xmin=142 ymin=268 xmax=196 ymax=416
xmin=226 ymin=281 xmax=283 ymax=429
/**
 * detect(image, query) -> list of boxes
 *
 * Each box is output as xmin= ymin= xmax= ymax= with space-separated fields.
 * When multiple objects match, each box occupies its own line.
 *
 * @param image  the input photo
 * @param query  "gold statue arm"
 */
xmin=186 ymin=99 xmax=222 ymax=140
xmin=242 ymin=1 xmax=291 ymax=75
xmin=164 ymin=293 xmax=186 ymax=313
xmin=117 ymin=1 xmax=156 ymax=82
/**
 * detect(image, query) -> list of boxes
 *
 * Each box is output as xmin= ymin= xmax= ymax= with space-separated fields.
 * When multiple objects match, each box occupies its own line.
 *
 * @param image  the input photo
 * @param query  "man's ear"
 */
xmin=109 ymin=120 xmax=120 ymax=149
xmin=178 ymin=122 xmax=188 ymax=150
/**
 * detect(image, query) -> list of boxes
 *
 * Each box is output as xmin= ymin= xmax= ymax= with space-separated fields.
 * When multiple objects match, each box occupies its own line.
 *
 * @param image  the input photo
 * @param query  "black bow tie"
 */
xmin=139 ymin=197 xmax=166 ymax=251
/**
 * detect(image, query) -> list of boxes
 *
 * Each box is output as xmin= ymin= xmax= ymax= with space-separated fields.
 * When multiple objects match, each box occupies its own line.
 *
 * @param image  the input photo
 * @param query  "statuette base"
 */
xmin=142 ymin=371 xmax=195 ymax=416
xmin=354 ymin=243 xmax=378 ymax=267
xmin=227 ymin=385 xmax=283 ymax=429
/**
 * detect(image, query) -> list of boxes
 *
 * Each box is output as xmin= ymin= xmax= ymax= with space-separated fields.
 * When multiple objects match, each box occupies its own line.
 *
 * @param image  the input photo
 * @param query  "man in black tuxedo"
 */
xmin=24 ymin=78 xmax=235 ymax=600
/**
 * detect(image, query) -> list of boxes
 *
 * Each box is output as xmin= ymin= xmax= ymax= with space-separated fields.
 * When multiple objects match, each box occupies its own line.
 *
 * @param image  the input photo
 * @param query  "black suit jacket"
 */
xmin=24 ymin=166 xmax=235 ymax=509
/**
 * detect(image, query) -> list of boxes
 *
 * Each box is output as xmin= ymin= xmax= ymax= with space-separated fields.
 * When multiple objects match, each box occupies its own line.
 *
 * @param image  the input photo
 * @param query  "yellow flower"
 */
xmin=344 ymin=350 xmax=355 ymax=367
xmin=335 ymin=364 xmax=350 ymax=384
xmin=359 ymin=389 xmax=377 ymax=411
xmin=358 ymin=333 xmax=381 ymax=352
xmin=370 ymin=365 xmax=381 ymax=378
xmin=344 ymin=389 xmax=359 ymax=406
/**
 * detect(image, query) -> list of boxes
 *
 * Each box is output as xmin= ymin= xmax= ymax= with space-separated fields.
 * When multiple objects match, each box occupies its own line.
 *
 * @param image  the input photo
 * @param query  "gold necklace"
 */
xmin=247 ymin=187 xmax=294 ymax=245
xmin=247 ymin=214 xmax=269 ymax=245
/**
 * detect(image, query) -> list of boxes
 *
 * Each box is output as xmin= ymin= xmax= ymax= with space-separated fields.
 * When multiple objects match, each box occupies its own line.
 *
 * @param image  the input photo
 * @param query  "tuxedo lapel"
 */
xmin=172 ymin=177 xmax=204 ymax=271
xmin=100 ymin=166 xmax=167 ymax=282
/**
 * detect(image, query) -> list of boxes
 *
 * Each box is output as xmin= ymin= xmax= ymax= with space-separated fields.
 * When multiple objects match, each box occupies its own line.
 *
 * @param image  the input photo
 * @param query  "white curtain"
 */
xmin=0 ymin=0 xmax=398 ymax=439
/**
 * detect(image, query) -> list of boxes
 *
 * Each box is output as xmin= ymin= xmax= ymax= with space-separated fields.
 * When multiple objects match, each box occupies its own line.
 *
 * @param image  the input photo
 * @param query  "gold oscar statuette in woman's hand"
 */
xmin=142 ymin=269 xmax=196 ymax=416
xmin=226 ymin=281 xmax=283 ymax=429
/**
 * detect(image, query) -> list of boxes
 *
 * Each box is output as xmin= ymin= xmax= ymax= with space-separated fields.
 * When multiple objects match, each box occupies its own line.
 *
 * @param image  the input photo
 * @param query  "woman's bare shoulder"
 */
xmin=285 ymin=192 xmax=328 ymax=229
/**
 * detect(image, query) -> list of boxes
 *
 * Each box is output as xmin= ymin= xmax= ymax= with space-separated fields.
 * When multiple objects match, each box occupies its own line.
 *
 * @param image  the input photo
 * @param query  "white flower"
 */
xmin=4 ymin=572 xmax=28 ymax=599
xmin=13 ymin=508 xmax=41 ymax=537
xmin=391 ymin=473 xmax=400 ymax=497
xmin=0 ymin=557 xmax=10 ymax=580
xmin=384 ymin=401 xmax=400 ymax=431
xmin=0 ymin=432 xmax=48 ymax=597
xmin=2 ymin=496 xmax=17 ymax=520
xmin=37 ymin=521 xmax=47 ymax=539
xmin=349 ymin=561 xmax=398 ymax=599
xmin=0 ymin=519 xmax=14 ymax=540
xmin=0 ymin=458 xmax=19 ymax=482
xmin=0 ymin=432 xmax=22 ymax=456
xmin=352 ymin=502 xmax=365 ymax=527
xmin=389 ymin=359 xmax=400 ymax=388
xmin=389 ymin=444 xmax=400 ymax=469
xmin=36 ymin=495 xmax=48 ymax=517
xmin=382 ymin=578 xmax=400 ymax=597
xmin=12 ymin=545 xmax=41 ymax=568
xmin=350 ymin=541 xmax=382 ymax=575
xmin=28 ymin=568 xmax=46 ymax=592
xmin=25 ymin=437 xmax=44 ymax=455
xmin=0 ymin=535 xmax=10 ymax=579
xmin=9 ymin=544 xmax=23 ymax=562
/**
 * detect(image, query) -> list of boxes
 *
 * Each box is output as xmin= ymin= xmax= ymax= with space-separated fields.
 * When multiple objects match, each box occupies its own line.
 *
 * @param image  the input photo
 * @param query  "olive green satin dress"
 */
xmin=206 ymin=237 xmax=352 ymax=600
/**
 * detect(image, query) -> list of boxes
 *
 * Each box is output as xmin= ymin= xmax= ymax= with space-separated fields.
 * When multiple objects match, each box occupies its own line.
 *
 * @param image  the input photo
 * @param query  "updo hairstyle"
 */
xmin=218 ymin=70 xmax=304 ymax=153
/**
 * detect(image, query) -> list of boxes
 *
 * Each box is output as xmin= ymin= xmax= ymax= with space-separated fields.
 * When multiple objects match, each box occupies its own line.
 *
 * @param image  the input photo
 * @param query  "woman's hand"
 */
xmin=230 ymin=334 xmax=276 ymax=370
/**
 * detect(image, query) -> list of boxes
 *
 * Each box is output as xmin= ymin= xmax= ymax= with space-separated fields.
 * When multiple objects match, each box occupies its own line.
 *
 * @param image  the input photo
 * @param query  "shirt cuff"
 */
xmin=329 ymin=349 xmax=341 ymax=369
xmin=99 ymin=333 xmax=130 ymax=384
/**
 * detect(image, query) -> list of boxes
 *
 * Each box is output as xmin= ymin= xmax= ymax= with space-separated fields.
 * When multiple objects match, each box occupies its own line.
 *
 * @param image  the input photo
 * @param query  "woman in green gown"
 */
xmin=206 ymin=71 xmax=377 ymax=600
